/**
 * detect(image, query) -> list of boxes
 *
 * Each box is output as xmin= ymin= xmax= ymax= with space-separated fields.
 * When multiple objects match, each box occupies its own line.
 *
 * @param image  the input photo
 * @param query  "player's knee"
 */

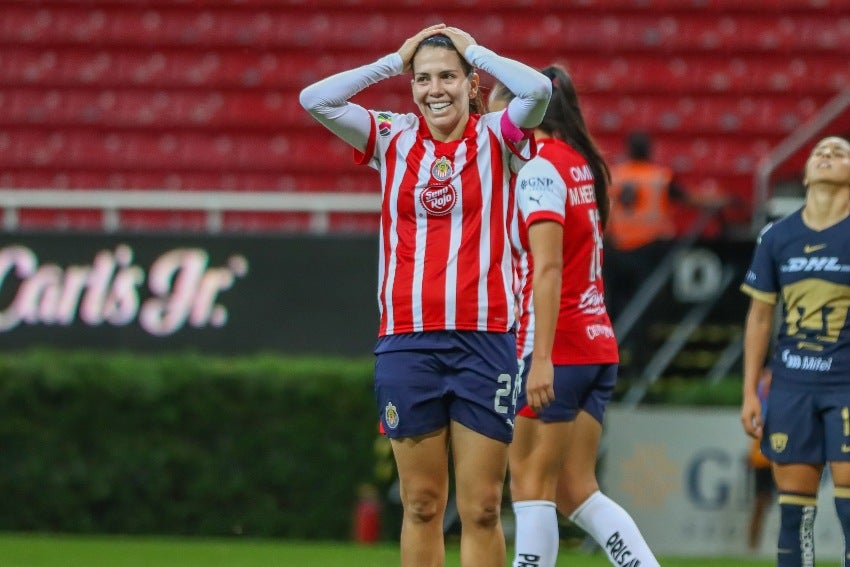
xmin=402 ymin=488 xmax=443 ymax=524
xmin=465 ymin=503 xmax=501 ymax=529
xmin=459 ymin=494 xmax=502 ymax=529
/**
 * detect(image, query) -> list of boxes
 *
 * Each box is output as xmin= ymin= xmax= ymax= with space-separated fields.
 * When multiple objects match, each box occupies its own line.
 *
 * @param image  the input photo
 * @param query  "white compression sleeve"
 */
xmin=464 ymin=44 xmax=551 ymax=129
xmin=299 ymin=53 xmax=403 ymax=151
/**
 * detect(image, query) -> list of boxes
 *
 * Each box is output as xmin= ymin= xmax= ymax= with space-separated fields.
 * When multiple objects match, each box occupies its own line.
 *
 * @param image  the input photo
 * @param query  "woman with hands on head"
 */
xmin=740 ymin=136 xmax=850 ymax=567
xmin=301 ymin=24 xmax=551 ymax=567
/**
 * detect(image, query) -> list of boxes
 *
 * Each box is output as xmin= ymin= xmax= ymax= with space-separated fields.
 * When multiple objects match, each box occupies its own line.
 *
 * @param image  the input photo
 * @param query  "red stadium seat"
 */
xmin=327 ymin=212 xmax=381 ymax=233
xmin=585 ymin=93 xmax=830 ymax=136
xmin=221 ymin=211 xmax=315 ymax=233
xmin=2 ymin=2 xmax=849 ymax=233
xmin=16 ymin=209 xmax=105 ymax=231
xmin=119 ymin=209 xmax=209 ymax=232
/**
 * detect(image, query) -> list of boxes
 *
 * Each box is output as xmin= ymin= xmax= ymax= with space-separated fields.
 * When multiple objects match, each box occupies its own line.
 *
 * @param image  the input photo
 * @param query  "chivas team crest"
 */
xmin=430 ymin=156 xmax=453 ymax=181
xmin=384 ymin=401 xmax=399 ymax=430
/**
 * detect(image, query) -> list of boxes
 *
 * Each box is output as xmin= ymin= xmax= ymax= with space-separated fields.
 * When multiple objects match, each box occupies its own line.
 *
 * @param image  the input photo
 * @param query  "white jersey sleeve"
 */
xmin=515 ymin=157 xmax=567 ymax=224
xmin=299 ymin=53 xmax=404 ymax=152
xmin=465 ymin=45 xmax=551 ymax=130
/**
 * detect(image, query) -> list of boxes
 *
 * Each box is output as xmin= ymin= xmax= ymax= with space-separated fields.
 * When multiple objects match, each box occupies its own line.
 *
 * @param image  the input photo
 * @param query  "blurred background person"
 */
xmin=490 ymin=65 xmax=659 ymax=567
xmin=740 ymin=135 xmax=850 ymax=567
xmin=604 ymin=130 xmax=729 ymax=377
xmin=605 ymin=131 xmax=676 ymax=318
xmin=605 ymin=130 xmax=679 ymax=301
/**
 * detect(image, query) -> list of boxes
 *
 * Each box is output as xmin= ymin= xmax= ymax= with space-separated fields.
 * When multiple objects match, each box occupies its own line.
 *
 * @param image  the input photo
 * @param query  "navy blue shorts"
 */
xmin=374 ymin=331 xmax=518 ymax=442
xmin=515 ymin=356 xmax=616 ymax=424
xmin=763 ymin=384 xmax=850 ymax=464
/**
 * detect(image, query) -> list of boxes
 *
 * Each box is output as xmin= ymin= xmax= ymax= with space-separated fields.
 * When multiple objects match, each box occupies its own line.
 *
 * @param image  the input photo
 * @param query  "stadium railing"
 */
xmin=0 ymin=189 xmax=381 ymax=234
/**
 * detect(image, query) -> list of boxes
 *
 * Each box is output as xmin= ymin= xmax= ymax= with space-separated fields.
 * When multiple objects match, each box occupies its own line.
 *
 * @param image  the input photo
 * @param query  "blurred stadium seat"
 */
xmin=0 ymin=1 xmax=848 ymax=232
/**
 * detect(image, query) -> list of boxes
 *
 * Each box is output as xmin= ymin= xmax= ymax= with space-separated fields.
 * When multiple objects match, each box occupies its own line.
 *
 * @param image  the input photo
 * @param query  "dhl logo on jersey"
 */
xmin=780 ymin=257 xmax=850 ymax=273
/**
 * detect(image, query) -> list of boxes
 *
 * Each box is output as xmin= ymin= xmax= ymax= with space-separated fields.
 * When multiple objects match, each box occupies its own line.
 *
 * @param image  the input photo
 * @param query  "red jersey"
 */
xmin=357 ymin=110 xmax=527 ymax=336
xmin=512 ymin=138 xmax=618 ymax=364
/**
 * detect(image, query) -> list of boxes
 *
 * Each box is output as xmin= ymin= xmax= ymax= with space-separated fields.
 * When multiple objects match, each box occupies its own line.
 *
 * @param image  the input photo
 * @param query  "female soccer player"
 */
xmin=741 ymin=135 xmax=850 ymax=566
xmin=490 ymin=65 xmax=659 ymax=567
xmin=300 ymin=24 xmax=550 ymax=567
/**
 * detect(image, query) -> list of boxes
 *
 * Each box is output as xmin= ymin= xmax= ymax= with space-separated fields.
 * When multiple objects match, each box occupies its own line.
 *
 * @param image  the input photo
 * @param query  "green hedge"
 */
xmin=0 ymin=349 xmax=744 ymax=539
xmin=0 ymin=350 xmax=380 ymax=539
xmin=624 ymin=375 xmax=744 ymax=406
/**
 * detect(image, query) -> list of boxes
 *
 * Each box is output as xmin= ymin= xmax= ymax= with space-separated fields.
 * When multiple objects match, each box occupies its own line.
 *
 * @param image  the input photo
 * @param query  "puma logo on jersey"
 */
xmin=803 ymin=244 xmax=827 ymax=253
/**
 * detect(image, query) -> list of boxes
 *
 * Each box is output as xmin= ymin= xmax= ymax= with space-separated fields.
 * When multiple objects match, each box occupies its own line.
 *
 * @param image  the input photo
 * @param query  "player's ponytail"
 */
xmin=491 ymin=66 xmax=611 ymax=229
xmin=540 ymin=65 xmax=611 ymax=229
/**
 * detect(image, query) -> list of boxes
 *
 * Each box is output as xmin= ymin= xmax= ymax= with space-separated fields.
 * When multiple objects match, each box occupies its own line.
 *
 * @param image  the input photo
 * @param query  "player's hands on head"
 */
xmin=442 ymin=27 xmax=477 ymax=60
xmin=398 ymin=23 xmax=447 ymax=72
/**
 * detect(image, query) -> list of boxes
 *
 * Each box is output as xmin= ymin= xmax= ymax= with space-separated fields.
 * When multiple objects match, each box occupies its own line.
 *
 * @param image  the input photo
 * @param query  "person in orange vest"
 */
xmin=605 ymin=131 xmax=696 ymax=316
xmin=606 ymin=131 xmax=679 ymax=255
xmin=604 ymin=131 xmax=685 ymax=380
xmin=604 ymin=131 xmax=727 ymax=377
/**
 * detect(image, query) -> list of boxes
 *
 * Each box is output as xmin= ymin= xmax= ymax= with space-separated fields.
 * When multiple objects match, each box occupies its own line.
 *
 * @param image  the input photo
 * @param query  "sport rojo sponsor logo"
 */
xmin=420 ymin=183 xmax=457 ymax=216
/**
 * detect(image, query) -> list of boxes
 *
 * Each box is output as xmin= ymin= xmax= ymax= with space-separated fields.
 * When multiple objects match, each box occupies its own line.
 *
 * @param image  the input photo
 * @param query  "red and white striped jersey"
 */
xmin=357 ymin=111 xmax=526 ymax=336
xmin=512 ymin=138 xmax=619 ymax=364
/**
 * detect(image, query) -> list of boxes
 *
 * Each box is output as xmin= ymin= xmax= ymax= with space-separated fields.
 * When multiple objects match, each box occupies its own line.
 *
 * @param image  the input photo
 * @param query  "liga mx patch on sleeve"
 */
xmin=377 ymin=113 xmax=392 ymax=137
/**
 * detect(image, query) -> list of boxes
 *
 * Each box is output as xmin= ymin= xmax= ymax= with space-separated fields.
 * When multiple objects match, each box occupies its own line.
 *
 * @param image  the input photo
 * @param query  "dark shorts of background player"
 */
xmin=515 ymin=355 xmax=616 ymax=424
xmin=374 ymin=330 xmax=518 ymax=443
xmin=763 ymin=382 xmax=850 ymax=464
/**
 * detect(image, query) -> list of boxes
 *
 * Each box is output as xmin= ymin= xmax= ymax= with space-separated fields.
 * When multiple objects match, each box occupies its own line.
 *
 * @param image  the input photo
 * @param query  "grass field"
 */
xmin=0 ymin=533 xmax=776 ymax=566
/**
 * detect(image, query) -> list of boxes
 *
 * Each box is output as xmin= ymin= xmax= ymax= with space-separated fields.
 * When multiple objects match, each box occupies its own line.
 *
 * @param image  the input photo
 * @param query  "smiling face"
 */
xmin=411 ymin=45 xmax=478 ymax=142
xmin=804 ymin=136 xmax=850 ymax=187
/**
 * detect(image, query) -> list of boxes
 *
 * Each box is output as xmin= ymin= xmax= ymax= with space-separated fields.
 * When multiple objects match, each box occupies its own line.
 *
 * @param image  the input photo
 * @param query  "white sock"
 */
xmin=569 ymin=491 xmax=660 ymax=567
xmin=512 ymin=500 xmax=558 ymax=567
